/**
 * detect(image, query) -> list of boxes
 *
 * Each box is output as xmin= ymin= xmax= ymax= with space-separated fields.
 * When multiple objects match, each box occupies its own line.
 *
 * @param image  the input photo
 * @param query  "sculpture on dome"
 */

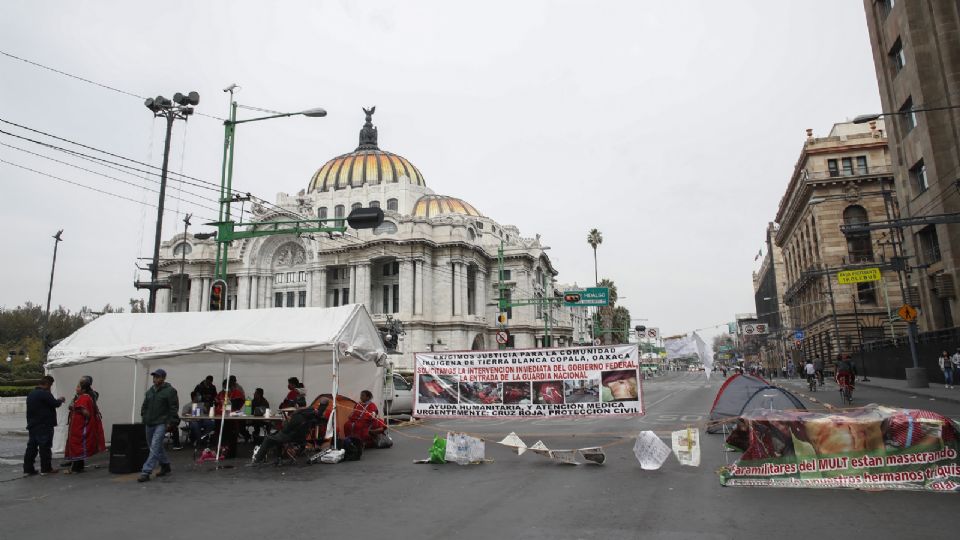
xmin=358 ymin=106 xmax=378 ymax=150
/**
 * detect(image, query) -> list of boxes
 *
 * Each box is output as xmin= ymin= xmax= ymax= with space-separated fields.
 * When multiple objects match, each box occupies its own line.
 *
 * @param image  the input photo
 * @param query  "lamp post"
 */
xmin=852 ymin=104 xmax=960 ymax=124
xmin=177 ymin=213 xmax=191 ymax=312
xmin=211 ymin=87 xmax=328 ymax=283
xmin=40 ymin=229 xmax=63 ymax=363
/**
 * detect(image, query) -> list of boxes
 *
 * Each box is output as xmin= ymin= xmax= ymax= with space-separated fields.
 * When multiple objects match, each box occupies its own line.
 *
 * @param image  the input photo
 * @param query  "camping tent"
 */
xmin=45 ymin=304 xmax=387 ymax=452
xmin=707 ymin=374 xmax=805 ymax=433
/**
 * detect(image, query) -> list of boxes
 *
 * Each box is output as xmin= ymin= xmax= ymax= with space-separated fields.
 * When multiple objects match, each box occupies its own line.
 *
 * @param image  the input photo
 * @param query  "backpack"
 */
xmin=341 ymin=437 xmax=364 ymax=461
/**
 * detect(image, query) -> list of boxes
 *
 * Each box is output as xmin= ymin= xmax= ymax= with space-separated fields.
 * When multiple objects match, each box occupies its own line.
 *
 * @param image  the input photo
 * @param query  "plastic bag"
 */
xmin=428 ymin=435 xmax=447 ymax=464
xmin=374 ymin=432 xmax=394 ymax=449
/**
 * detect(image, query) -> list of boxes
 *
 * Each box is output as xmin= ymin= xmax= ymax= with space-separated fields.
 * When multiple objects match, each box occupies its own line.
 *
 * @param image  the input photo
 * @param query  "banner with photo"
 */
xmin=414 ymin=345 xmax=642 ymax=417
xmin=719 ymin=405 xmax=960 ymax=492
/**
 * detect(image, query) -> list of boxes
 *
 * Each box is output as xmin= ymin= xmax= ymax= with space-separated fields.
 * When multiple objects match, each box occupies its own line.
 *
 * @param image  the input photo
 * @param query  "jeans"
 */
xmin=189 ymin=420 xmax=215 ymax=445
xmin=24 ymin=426 xmax=54 ymax=473
xmin=945 ymin=368 xmax=954 ymax=386
xmin=253 ymin=432 xmax=292 ymax=463
xmin=142 ymin=423 xmax=169 ymax=474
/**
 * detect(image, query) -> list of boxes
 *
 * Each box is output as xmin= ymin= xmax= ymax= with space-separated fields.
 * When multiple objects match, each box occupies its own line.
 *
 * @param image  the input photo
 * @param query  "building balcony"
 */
xmin=803 ymin=164 xmax=894 ymax=181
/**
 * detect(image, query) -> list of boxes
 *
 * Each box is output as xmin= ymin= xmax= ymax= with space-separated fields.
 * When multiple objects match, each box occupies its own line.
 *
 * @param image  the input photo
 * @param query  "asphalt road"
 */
xmin=1 ymin=372 xmax=958 ymax=540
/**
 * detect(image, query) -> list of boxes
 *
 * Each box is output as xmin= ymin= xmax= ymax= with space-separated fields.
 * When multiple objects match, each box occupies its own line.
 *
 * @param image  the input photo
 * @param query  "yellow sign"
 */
xmin=837 ymin=268 xmax=882 ymax=284
xmin=898 ymin=304 xmax=918 ymax=322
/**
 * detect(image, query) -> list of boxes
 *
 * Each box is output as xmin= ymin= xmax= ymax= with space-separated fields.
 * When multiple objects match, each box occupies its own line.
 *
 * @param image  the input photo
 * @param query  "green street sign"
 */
xmin=563 ymin=287 xmax=610 ymax=307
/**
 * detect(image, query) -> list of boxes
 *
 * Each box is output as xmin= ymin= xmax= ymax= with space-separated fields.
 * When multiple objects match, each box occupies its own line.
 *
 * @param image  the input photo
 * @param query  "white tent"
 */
xmin=45 ymin=304 xmax=387 ymax=452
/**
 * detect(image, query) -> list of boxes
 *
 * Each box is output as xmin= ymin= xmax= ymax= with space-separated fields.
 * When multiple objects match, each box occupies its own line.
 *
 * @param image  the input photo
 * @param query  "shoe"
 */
xmin=23 ymin=470 xmax=38 ymax=477
xmin=39 ymin=469 xmax=58 ymax=476
xmin=172 ymin=445 xmax=184 ymax=451
xmin=137 ymin=473 xmax=151 ymax=483
xmin=156 ymin=463 xmax=171 ymax=477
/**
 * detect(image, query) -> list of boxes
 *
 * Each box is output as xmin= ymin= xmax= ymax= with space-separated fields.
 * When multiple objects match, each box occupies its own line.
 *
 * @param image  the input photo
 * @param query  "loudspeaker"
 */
xmin=109 ymin=423 xmax=149 ymax=474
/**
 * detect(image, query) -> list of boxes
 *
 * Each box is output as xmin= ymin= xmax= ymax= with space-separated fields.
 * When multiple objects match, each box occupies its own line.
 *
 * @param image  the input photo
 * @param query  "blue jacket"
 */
xmin=26 ymin=387 xmax=62 ymax=430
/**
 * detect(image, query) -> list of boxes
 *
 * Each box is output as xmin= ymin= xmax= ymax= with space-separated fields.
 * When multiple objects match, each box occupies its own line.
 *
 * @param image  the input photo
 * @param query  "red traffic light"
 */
xmin=564 ymin=293 xmax=581 ymax=303
xmin=209 ymin=279 xmax=227 ymax=311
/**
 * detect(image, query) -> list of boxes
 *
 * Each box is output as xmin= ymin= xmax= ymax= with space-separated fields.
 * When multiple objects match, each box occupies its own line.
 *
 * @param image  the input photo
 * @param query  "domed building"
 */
xmin=156 ymin=108 xmax=587 ymax=369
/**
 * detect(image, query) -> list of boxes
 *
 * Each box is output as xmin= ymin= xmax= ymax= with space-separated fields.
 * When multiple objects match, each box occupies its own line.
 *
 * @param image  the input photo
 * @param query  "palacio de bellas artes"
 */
xmin=156 ymin=108 xmax=590 ymax=369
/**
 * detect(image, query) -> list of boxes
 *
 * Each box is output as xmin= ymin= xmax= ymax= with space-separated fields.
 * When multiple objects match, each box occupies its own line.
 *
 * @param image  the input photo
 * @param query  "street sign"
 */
xmin=740 ymin=323 xmax=768 ymax=335
xmin=898 ymin=304 xmax=918 ymax=322
xmin=837 ymin=267 xmax=881 ymax=284
xmin=645 ymin=328 xmax=659 ymax=339
xmin=593 ymin=338 xmax=602 ymax=346
xmin=794 ymin=330 xmax=805 ymax=340
xmin=495 ymin=330 xmax=509 ymax=345
xmin=562 ymin=287 xmax=610 ymax=307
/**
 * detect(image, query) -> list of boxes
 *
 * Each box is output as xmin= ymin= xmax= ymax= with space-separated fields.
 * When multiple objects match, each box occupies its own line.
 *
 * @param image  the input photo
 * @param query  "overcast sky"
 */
xmin=0 ymin=0 xmax=882 ymax=339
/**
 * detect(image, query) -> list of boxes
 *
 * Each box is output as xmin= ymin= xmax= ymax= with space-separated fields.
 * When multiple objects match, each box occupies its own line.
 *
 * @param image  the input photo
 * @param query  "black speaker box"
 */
xmin=109 ymin=423 xmax=149 ymax=474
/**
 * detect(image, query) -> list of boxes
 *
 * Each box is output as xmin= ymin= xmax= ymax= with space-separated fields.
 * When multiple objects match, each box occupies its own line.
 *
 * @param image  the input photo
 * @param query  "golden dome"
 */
xmin=307 ymin=107 xmax=425 ymax=193
xmin=413 ymin=195 xmax=482 ymax=218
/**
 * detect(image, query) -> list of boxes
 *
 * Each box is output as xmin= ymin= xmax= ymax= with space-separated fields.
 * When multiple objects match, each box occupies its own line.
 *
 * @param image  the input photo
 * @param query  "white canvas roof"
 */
xmin=47 ymin=304 xmax=387 ymax=366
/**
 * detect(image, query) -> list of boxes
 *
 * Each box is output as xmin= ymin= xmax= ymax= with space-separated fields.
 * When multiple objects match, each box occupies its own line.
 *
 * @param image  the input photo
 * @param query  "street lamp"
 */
xmin=40 ymin=229 xmax=63 ymax=364
xmin=853 ymin=104 xmax=960 ymax=124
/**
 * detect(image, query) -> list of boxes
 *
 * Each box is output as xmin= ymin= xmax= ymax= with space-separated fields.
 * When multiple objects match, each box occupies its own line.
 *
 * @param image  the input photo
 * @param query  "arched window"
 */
xmin=373 ymin=221 xmax=398 ymax=235
xmin=387 ymin=198 xmax=398 ymax=211
xmin=843 ymin=205 xmax=873 ymax=263
xmin=351 ymin=202 xmax=362 ymax=211
xmin=334 ymin=205 xmax=345 ymax=219
xmin=369 ymin=200 xmax=380 ymax=208
xmin=468 ymin=229 xmax=476 ymax=241
xmin=172 ymin=242 xmax=192 ymax=257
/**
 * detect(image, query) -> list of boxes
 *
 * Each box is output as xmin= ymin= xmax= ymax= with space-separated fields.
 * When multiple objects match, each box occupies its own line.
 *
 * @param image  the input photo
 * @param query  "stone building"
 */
xmin=864 ymin=0 xmax=960 ymax=331
xmin=155 ymin=108 xmax=575 ymax=369
xmin=775 ymin=121 xmax=906 ymax=362
xmin=752 ymin=222 xmax=790 ymax=373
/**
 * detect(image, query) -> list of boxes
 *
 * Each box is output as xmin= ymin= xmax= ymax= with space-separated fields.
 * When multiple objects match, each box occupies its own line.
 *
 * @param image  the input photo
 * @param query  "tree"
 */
xmin=587 ymin=229 xmax=602 ymax=286
xmin=129 ymin=298 xmax=146 ymax=313
xmin=612 ymin=305 xmax=631 ymax=344
xmin=596 ymin=278 xmax=619 ymax=345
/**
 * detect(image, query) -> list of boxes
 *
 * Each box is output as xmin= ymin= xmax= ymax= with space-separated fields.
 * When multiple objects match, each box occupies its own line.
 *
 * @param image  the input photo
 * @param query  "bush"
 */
xmin=0 ymin=386 xmax=32 ymax=397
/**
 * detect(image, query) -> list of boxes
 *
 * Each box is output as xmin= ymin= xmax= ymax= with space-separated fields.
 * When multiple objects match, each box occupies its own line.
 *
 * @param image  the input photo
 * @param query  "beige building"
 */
xmin=775 ymin=121 xmax=906 ymax=362
xmin=864 ymin=0 xmax=960 ymax=331
xmin=752 ymin=222 xmax=790 ymax=373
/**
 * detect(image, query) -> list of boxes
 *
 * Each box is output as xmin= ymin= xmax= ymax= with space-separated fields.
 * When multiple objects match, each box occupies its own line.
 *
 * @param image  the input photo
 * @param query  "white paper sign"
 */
xmin=549 ymin=449 xmax=580 ymax=465
xmin=671 ymin=428 xmax=701 ymax=467
xmin=498 ymin=432 xmax=528 ymax=455
xmin=528 ymin=440 xmax=551 ymax=457
xmin=633 ymin=431 xmax=671 ymax=470
xmin=578 ymin=447 xmax=606 ymax=465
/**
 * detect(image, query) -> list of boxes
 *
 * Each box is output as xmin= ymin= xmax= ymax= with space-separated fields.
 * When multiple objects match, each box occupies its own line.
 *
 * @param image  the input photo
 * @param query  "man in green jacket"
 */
xmin=138 ymin=369 xmax=179 ymax=483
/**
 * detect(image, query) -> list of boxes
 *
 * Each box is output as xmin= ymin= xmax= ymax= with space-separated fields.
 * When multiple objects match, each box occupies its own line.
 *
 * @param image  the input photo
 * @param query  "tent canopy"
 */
xmin=45 ymin=305 xmax=387 ymax=451
xmin=707 ymin=374 xmax=805 ymax=433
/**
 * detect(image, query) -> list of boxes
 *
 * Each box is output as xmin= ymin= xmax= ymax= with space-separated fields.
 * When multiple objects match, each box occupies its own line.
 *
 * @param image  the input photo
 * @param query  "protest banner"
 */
xmin=414 ymin=344 xmax=642 ymax=417
xmin=720 ymin=405 xmax=960 ymax=492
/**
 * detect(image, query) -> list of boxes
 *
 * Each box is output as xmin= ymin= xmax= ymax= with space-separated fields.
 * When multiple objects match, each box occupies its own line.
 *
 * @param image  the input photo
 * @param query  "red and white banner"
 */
xmin=414 ymin=345 xmax=643 ymax=417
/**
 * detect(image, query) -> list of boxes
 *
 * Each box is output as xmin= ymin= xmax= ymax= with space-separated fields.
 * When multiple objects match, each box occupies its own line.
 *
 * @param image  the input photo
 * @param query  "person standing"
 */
xmin=138 ymin=369 xmax=179 ymax=483
xmin=23 ymin=375 xmax=65 ymax=476
xmin=939 ymin=351 xmax=954 ymax=389
xmin=64 ymin=377 xmax=106 ymax=473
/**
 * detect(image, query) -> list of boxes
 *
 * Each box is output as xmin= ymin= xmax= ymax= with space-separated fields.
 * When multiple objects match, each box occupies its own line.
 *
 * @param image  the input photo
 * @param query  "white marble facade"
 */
xmin=157 ymin=110 xmax=576 ymax=369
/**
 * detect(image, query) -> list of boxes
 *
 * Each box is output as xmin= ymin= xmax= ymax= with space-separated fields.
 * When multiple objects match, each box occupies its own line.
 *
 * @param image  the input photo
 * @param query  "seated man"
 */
xmin=182 ymin=392 xmax=215 ymax=447
xmin=247 ymin=388 xmax=271 ymax=442
xmin=343 ymin=390 xmax=387 ymax=448
xmin=251 ymin=400 xmax=328 ymax=464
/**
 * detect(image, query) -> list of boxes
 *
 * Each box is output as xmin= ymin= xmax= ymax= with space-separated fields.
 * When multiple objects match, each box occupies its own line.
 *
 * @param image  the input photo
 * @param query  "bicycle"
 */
xmin=836 ymin=374 xmax=854 ymax=406
xmin=807 ymin=374 xmax=817 ymax=392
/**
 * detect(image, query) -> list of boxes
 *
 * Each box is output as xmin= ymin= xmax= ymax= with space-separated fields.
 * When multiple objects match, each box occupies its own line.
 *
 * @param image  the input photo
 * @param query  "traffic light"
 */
xmin=347 ymin=207 xmax=384 ymax=229
xmin=563 ymin=293 xmax=581 ymax=304
xmin=497 ymin=313 xmax=507 ymax=325
xmin=635 ymin=325 xmax=646 ymax=333
xmin=209 ymin=279 xmax=227 ymax=311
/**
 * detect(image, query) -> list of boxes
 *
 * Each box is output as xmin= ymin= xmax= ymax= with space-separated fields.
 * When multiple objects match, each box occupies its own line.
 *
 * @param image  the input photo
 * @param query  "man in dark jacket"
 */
xmin=138 ymin=369 xmax=179 ymax=483
xmin=193 ymin=375 xmax=217 ymax=410
xmin=23 ymin=375 xmax=65 ymax=476
xmin=250 ymin=399 xmax=328 ymax=464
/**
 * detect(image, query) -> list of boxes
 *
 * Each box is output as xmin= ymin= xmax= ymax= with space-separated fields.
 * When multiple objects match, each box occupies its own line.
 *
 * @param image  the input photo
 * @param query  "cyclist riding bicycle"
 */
xmin=804 ymin=360 xmax=817 ymax=387
xmin=835 ymin=356 xmax=856 ymax=391
xmin=813 ymin=356 xmax=825 ymax=386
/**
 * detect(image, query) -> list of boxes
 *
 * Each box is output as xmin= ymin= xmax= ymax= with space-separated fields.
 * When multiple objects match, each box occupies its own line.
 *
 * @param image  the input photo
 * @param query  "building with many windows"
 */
xmin=775 ymin=121 xmax=906 ymax=362
xmin=155 ymin=108 xmax=575 ymax=369
xmin=864 ymin=0 xmax=960 ymax=331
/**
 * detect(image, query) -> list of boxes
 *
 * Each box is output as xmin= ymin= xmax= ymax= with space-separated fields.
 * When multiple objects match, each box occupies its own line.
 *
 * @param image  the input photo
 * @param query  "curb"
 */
xmin=857 ymin=381 xmax=960 ymax=405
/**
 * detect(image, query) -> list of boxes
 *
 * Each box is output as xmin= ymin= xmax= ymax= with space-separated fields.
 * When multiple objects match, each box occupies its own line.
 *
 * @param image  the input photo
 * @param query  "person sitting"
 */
xmin=343 ymin=390 xmax=387 ymax=448
xmin=182 ymin=391 xmax=214 ymax=447
xmin=215 ymin=378 xmax=246 ymax=414
xmin=280 ymin=377 xmax=307 ymax=409
xmin=193 ymin=376 xmax=217 ymax=411
xmin=247 ymin=388 xmax=271 ymax=442
xmin=251 ymin=400 xmax=328 ymax=464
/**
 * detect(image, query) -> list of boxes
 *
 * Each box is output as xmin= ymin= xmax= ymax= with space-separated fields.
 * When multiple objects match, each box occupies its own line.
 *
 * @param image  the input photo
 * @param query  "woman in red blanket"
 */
xmin=64 ymin=376 xmax=106 ymax=473
xmin=343 ymin=390 xmax=387 ymax=448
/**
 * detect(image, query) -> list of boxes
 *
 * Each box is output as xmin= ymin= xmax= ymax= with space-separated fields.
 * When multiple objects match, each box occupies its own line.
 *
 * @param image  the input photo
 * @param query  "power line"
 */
xmin=1 ymin=158 xmax=217 ymax=222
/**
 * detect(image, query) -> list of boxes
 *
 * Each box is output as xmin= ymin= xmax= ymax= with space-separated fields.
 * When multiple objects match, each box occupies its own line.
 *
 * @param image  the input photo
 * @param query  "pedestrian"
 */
xmin=813 ymin=356 xmax=824 ymax=386
xmin=138 ymin=368 xmax=179 ymax=483
xmin=24 ymin=375 xmax=66 ymax=476
xmin=64 ymin=376 xmax=106 ymax=473
xmin=939 ymin=351 xmax=954 ymax=389
xmin=952 ymin=348 xmax=960 ymax=388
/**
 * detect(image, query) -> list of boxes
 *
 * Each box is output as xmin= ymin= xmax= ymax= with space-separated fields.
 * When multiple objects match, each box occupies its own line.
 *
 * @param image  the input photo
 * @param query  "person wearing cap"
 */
xmin=138 ymin=368 xmax=179 ymax=483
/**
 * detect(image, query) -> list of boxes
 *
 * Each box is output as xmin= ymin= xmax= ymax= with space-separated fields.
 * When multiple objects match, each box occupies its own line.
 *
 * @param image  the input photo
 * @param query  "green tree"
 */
xmin=587 ymin=229 xmax=603 ymax=286
xmin=596 ymin=278 xmax=619 ymax=345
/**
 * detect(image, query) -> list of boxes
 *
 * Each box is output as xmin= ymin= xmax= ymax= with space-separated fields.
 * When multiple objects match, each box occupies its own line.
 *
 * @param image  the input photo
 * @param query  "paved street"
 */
xmin=1 ymin=372 xmax=958 ymax=540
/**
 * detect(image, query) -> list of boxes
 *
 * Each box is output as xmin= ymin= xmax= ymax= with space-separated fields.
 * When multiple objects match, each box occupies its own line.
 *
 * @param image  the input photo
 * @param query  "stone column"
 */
xmin=238 ymin=275 xmax=250 ymax=310
xmin=156 ymin=289 xmax=170 ymax=313
xmin=250 ymin=275 xmax=259 ymax=309
xmin=415 ymin=260 xmax=424 ymax=315
xmin=460 ymin=264 xmax=469 ymax=316
xmin=400 ymin=260 xmax=414 ymax=317
xmin=360 ymin=264 xmax=372 ymax=311
xmin=263 ymin=276 xmax=273 ymax=308
xmin=476 ymin=269 xmax=486 ymax=320
xmin=305 ymin=270 xmax=313 ymax=307
xmin=451 ymin=261 xmax=461 ymax=316
xmin=200 ymin=277 xmax=211 ymax=311
xmin=189 ymin=277 xmax=202 ymax=312
xmin=349 ymin=265 xmax=358 ymax=305
xmin=316 ymin=268 xmax=327 ymax=308
xmin=422 ymin=258 xmax=434 ymax=319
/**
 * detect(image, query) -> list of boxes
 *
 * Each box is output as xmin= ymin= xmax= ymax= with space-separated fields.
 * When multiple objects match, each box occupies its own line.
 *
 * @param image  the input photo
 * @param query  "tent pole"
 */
xmin=131 ymin=360 xmax=138 ymax=423
xmin=301 ymin=350 xmax=306 ymax=386
xmin=215 ymin=354 xmax=231 ymax=465
xmin=331 ymin=346 xmax=339 ymax=451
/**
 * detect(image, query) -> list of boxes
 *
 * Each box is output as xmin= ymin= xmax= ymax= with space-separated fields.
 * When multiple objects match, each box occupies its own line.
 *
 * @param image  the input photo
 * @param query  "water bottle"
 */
xmin=244 ymin=399 xmax=252 ymax=416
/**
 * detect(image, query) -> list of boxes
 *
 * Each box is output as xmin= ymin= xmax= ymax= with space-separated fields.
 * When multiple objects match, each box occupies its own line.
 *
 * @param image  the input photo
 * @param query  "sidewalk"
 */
xmin=858 ymin=376 xmax=960 ymax=405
